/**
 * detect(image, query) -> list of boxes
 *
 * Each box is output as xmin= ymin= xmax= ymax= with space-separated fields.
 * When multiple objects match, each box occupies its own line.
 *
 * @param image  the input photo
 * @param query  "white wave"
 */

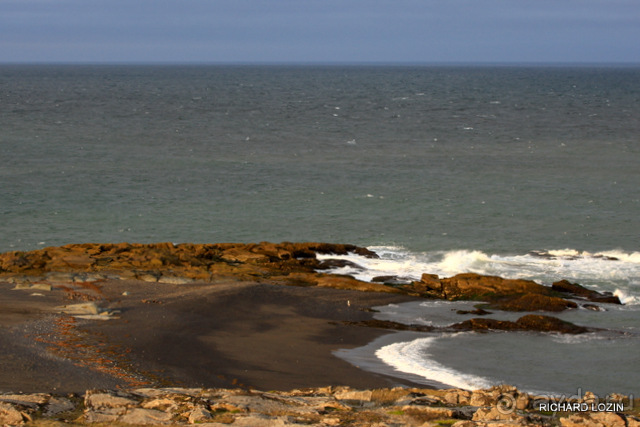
xmin=549 ymin=333 xmax=605 ymax=345
xmin=317 ymin=245 xmax=640 ymax=299
xmin=375 ymin=336 xmax=493 ymax=390
xmin=541 ymin=248 xmax=640 ymax=262
xmin=597 ymin=250 xmax=640 ymax=264
xmin=438 ymin=250 xmax=491 ymax=275
xmin=614 ymin=289 xmax=640 ymax=305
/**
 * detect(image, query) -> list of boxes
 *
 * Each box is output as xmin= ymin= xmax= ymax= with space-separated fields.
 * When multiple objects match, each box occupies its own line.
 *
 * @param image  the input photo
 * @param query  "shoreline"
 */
xmin=0 ymin=241 xmax=636 ymax=425
xmin=334 ymin=331 xmax=454 ymax=389
xmin=0 ymin=276 xmax=421 ymax=394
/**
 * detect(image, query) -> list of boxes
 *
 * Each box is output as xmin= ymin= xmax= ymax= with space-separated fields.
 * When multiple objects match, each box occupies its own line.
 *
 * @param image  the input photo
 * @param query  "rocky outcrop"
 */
xmin=552 ymin=279 xmax=622 ymax=304
xmin=346 ymin=314 xmax=590 ymax=334
xmin=0 ymin=242 xmax=621 ymax=334
xmin=0 ymin=242 xmax=380 ymax=290
xmin=451 ymin=314 xmax=590 ymax=334
xmin=1 ymin=385 xmax=636 ymax=426
xmin=409 ymin=273 xmax=550 ymax=301
xmin=0 ymin=243 xmax=620 ymax=311
xmin=343 ymin=319 xmax=436 ymax=333
xmin=487 ymin=294 xmax=578 ymax=312
xmin=406 ymin=272 xmax=621 ymax=312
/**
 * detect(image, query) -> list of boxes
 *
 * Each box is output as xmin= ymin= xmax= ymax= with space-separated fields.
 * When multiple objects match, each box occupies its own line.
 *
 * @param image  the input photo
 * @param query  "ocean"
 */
xmin=1 ymin=64 xmax=639 ymax=396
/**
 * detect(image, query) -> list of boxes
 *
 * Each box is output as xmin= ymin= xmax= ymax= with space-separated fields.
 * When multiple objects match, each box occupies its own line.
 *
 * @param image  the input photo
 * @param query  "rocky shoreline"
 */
xmin=0 ymin=242 xmax=636 ymax=425
xmin=0 ymin=242 xmax=622 ymax=312
xmin=1 ymin=384 xmax=638 ymax=426
xmin=0 ymin=241 xmax=622 ymax=335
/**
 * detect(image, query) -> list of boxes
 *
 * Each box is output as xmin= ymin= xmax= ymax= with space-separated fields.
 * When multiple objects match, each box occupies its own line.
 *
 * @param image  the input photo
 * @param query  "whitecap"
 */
xmin=437 ymin=250 xmax=491 ymax=275
xmin=614 ymin=289 xmax=639 ymax=305
xmin=549 ymin=333 xmax=605 ymax=345
xmin=316 ymin=246 xmax=640 ymax=298
xmin=375 ymin=336 xmax=494 ymax=390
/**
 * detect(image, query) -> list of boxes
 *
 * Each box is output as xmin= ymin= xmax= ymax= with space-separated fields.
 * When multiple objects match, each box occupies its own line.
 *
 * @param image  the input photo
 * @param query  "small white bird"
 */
xmin=347 ymin=300 xmax=351 ymax=307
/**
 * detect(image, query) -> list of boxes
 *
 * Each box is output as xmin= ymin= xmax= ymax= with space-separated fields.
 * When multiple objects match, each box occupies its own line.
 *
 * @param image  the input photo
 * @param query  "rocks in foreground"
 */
xmin=1 ymin=385 xmax=637 ymax=426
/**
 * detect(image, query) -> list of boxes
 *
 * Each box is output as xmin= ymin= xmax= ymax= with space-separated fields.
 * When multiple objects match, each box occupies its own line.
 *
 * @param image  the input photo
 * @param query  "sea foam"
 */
xmin=375 ymin=335 xmax=494 ymax=390
xmin=317 ymin=246 xmax=640 ymax=303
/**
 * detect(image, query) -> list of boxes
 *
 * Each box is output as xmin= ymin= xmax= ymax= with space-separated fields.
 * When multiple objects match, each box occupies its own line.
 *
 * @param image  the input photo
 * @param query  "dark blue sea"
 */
xmin=1 ymin=64 xmax=639 ymax=396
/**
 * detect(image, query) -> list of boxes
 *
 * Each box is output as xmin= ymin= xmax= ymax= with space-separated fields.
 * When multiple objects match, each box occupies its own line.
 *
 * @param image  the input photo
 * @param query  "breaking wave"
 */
xmin=316 ymin=246 xmax=640 ymax=304
xmin=375 ymin=335 xmax=494 ymax=390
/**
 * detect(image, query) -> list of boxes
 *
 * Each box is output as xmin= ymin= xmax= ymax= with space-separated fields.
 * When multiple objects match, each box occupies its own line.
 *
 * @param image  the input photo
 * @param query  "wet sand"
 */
xmin=0 ymin=278 xmax=420 ymax=393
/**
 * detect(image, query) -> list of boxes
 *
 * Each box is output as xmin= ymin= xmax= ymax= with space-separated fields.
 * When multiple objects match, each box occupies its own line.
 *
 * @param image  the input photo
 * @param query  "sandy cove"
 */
xmin=0 ymin=242 xmax=637 ymax=425
xmin=1 ymin=276 xmax=416 ymax=393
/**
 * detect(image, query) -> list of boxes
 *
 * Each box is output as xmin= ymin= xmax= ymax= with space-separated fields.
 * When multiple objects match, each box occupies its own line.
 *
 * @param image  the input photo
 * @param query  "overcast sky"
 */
xmin=1 ymin=0 xmax=639 ymax=64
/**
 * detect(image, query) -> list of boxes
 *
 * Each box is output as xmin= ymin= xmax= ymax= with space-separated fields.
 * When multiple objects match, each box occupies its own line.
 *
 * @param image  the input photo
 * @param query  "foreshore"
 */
xmin=1 ymin=242 xmax=638 ymax=425
xmin=0 ymin=276 xmax=418 ymax=393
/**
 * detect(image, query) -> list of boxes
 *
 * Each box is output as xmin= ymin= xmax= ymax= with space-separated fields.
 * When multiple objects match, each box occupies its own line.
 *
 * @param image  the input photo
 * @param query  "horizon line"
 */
xmin=1 ymin=60 xmax=640 ymax=68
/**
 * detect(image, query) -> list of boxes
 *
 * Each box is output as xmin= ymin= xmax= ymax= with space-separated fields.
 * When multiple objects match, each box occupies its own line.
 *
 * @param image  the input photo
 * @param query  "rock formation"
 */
xmin=0 ymin=242 xmax=623 ymax=335
xmin=0 ymin=385 xmax=637 ymax=426
xmin=0 ymin=242 xmax=635 ymax=426
xmin=404 ymin=272 xmax=621 ymax=311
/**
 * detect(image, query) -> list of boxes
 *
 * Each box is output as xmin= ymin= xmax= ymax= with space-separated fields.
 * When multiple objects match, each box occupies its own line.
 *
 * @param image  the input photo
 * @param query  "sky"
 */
xmin=1 ymin=0 xmax=639 ymax=64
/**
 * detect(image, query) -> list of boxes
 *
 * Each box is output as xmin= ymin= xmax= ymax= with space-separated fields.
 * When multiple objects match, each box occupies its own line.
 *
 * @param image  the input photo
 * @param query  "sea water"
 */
xmin=326 ymin=247 xmax=640 ymax=396
xmin=1 ymin=64 xmax=639 ymax=395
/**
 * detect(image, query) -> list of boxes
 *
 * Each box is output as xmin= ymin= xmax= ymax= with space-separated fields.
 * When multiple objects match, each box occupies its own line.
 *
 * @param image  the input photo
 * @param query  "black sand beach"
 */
xmin=0 ymin=277 xmax=419 ymax=393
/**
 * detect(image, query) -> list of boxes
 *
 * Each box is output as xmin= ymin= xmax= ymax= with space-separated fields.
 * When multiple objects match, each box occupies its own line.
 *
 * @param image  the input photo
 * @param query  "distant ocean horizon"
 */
xmin=1 ymin=64 xmax=638 ymax=395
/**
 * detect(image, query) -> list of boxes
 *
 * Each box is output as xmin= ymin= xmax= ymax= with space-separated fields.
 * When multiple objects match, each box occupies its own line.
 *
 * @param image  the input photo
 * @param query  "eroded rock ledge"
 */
xmin=0 ymin=242 xmax=392 ymax=293
xmin=1 ymin=385 xmax=638 ymax=426
xmin=0 ymin=242 xmax=621 ymax=304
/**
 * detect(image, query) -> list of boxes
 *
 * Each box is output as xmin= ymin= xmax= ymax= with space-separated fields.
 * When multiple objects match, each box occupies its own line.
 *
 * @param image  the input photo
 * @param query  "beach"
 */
xmin=1 ymin=240 xmax=636 ymax=397
xmin=1 ymin=242 xmax=639 ymax=426
xmin=0 ymin=274 xmax=419 ymax=394
xmin=1 ymin=64 xmax=638 ymax=424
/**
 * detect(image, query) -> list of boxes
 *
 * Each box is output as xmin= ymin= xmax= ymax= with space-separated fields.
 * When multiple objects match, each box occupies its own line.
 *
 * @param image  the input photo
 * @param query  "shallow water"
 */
xmin=327 ymin=248 xmax=640 ymax=396
xmin=361 ymin=299 xmax=640 ymax=396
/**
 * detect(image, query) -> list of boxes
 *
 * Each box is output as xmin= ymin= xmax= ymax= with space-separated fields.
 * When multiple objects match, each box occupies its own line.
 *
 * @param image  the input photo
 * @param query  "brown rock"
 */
xmin=315 ymin=275 xmax=401 ymax=293
xmin=560 ymin=411 xmax=627 ymax=427
xmin=552 ymin=280 xmax=622 ymax=305
xmin=118 ymin=408 xmax=173 ymax=425
xmin=456 ymin=308 xmax=492 ymax=315
xmin=450 ymin=315 xmax=588 ymax=334
xmin=333 ymin=388 xmax=373 ymax=402
xmin=419 ymin=273 xmax=443 ymax=290
xmin=552 ymin=279 xmax=597 ymax=297
xmin=85 ymin=391 xmax=138 ymax=410
xmin=0 ymin=242 xmax=377 ymax=287
xmin=489 ymin=294 xmax=578 ymax=312
xmin=472 ymin=406 xmax=523 ymax=422
xmin=515 ymin=315 xmax=589 ymax=334
xmin=188 ymin=406 xmax=212 ymax=423
xmin=0 ymin=402 xmax=25 ymax=425
xmin=414 ymin=273 xmax=550 ymax=301
xmin=451 ymin=317 xmax=518 ymax=332
xmin=319 ymin=259 xmax=364 ymax=270
xmin=344 ymin=319 xmax=435 ymax=332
